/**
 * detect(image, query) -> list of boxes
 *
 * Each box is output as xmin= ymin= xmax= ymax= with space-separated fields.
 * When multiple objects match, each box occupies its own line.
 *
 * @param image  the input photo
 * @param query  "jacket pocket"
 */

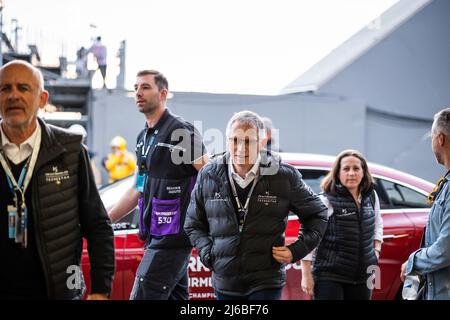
xmin=150 ymin=197 xmax=181 ymax=236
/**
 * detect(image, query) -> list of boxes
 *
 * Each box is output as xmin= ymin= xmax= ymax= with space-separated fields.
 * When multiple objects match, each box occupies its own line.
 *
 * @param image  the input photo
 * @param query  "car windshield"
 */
xmin=100 ymin=177 xmax=134 ymax=210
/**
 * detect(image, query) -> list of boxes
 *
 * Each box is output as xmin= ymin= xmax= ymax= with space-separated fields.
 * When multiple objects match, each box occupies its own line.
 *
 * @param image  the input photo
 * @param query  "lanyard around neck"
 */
xmin=5 ymin=157 xmax=31 ymax=196
xmin=0 ymin=129 xmax=41 ymax=197
xmin=228 ymin=167 xmax=259 ymax=229
xmin=427 ymin=169 xmax=450 ymax=204
xmin=141 ymin=128 xmax=158 ymax=159
xmin=0 ymin=128 xmax=41 ymax=248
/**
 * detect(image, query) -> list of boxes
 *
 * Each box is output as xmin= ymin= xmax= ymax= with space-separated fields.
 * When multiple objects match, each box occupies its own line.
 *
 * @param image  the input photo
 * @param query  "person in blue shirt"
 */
xmin=400 ymin=107 xmax=450 ymax=300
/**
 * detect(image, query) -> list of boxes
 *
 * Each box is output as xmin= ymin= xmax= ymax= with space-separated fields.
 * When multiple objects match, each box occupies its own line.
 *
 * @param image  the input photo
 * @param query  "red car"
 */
xmin=82 ymin=152 xmax=433 ymax=300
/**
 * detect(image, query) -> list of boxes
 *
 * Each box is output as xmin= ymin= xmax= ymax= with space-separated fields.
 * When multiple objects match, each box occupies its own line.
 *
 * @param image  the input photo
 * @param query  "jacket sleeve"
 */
xmin=286 ymin=167 xmax=329 ymax=262
xmin=301 ymin=195 xmax=333 ymax=261
xmin=184 ymin=170 xmax=213 ymax=269
xmin=78 ymin=146 xmax=115 ymax=295
xmin=373 ymin=191 xmax=384 ymax=243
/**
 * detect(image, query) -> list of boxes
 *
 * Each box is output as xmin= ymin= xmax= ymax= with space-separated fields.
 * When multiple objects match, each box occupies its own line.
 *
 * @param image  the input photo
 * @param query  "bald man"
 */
xmin=0 ymin=60 xmax=115 ymax=300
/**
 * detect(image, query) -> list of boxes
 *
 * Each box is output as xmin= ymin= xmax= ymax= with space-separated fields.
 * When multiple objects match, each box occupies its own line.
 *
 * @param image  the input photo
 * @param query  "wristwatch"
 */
xmin=374 ymin=246 xmax=381 ymax=253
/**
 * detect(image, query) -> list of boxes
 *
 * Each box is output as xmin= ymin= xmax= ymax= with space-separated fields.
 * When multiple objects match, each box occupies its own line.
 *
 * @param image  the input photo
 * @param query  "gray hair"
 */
xmin=0 ymin=60 xmax=45 ymax=91
xmin=433 ymin=107 xmax=450 ymax=136
xmin=225 ymin=110 xmax=266 ymax=140
xmin=261 ymin=117 xmax=273 ymax=132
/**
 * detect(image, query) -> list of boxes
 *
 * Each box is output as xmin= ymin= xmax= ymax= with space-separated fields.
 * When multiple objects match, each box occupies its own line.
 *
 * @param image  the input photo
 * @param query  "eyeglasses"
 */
xmin=427 ymin=176 xmax=445 ymax=204
xmin=228 ymin=137 xmax=259 ymax=147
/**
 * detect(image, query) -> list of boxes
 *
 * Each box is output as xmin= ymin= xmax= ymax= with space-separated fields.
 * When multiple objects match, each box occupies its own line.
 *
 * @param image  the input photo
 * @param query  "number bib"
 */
xmin=150 ymin=197 xmax=181 ymax=236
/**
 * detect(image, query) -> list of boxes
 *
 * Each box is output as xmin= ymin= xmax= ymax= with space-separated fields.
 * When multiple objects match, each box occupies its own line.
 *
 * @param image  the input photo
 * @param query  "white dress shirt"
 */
xmin=229 ymin=155 xmax=261 ymax=189
xmin=0 ymin=123 xmax=41 ymax=165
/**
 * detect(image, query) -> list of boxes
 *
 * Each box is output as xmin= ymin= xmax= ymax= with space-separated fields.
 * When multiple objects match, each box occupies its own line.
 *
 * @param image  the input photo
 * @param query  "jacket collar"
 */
xmin=34 ymin=117 xmax=67 ymax=170
xmin=211 ymin=150 xmax=281 ymax=176
xmin=259 ymin=150 xmax=281 ymax=176
xmin=207 ymin=150 xmax=281 ymax=195
xmin=335 ymin=182 xmax=375 ymax=199
xmin=144 ymin=108 xmax=170 ymax=132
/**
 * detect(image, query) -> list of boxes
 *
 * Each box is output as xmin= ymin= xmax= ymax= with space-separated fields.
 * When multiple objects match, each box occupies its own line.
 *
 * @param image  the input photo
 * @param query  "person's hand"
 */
xmin=375 ymin=250 xmax=380 ymax=260
xmin=272 ymin=246 xmax=293 ymax=264
xmin=301 ymin=272 xmax=315 ymax=296
xmin=400 ymin=261 xmax=408 ymax=282
xmin=87 ymin=293 xmax=109 ymax=300
xmin=115 ymin=150 xmax=124 ymax=157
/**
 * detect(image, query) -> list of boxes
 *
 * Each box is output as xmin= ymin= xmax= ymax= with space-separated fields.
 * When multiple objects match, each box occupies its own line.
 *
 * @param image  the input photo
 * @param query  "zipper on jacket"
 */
xmin=209 ymin=169 xmax=241 ymax=232
xmin=346 ymin=191 xmax=364 ymax=283
xmin=32 ymin=176 xmax=53 ymax=299
xmin=237 ymin=176 xmax=263 ymax=234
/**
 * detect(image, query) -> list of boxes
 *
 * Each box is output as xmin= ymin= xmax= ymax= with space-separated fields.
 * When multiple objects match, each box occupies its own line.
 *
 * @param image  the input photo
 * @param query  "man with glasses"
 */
xmin=400 ymin=107 xmax=450 ymax=300
xmin=184 ymin=110 xmax=328 ymax=300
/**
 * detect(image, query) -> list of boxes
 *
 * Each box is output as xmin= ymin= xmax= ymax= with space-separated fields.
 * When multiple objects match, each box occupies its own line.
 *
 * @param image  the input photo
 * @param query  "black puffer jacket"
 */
xmin=23 ymin=119 xmax=114 ymax=299
xmin=184 ymin=152 xmax=328 ymax=296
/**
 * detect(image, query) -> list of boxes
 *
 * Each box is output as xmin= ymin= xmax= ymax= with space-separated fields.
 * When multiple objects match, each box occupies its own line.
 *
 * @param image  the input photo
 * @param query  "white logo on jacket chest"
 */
xmin=167 ymin=186 xmax=181 ymax=194
xmin=337 ymin=209 xmax=356 ymax=217
xmin=209 ymin=192 xmax=228 ymax=202
xmin=45 ymin=166 xmax=70 ymax=184
xmin=257 ymin=191 xmax=277 ymax=206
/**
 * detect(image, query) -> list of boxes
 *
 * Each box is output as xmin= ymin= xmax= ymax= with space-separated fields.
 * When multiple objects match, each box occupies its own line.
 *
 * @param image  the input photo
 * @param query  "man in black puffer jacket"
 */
xmin=185 ymin=111 xmax=328 ymax=300
xmin=0 ymin=60 xmax=114 ymax=300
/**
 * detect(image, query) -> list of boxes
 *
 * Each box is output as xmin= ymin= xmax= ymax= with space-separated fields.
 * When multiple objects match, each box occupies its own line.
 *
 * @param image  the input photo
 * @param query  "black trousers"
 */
xmin=314 ymin=280 xmax=372 ymax=300
xmin=129 ymin=247 xmax=191 ymax=300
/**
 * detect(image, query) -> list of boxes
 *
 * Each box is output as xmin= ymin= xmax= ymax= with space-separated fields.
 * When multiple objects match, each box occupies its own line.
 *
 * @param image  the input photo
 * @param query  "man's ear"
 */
xmin=439 ymin=132 xmax=446 ymax=147
xmin=39 ymin=90 xmax=49 ymax=109
xmin=261 ymin=136 xmax=268 ymax=148
xmin=160 ymin=88 xmax=168 ymax=102
xmin=260 ymin=130 xmax=268 ymax=148
xmin=256 ymin=134 xmax=266 ymax=152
